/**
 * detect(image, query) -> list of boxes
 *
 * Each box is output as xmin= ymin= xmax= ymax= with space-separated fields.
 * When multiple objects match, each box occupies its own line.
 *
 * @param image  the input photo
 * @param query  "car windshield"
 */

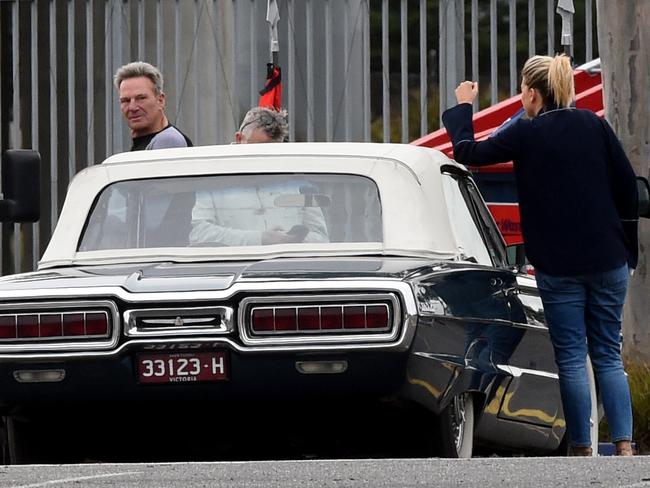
xmin=78 ymin=173 xmax=383 ymax=251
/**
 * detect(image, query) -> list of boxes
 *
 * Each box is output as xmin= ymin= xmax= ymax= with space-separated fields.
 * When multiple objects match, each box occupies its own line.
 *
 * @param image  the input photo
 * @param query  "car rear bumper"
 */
xmin=0 ymin=348 xmax=409 ymax=413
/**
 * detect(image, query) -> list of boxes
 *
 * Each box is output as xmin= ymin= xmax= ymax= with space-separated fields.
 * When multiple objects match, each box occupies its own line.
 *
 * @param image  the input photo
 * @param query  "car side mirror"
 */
xmin=506 ymin=243 xmax=535 ymax=275
xmin=637 ymin=176 xmax=650 ymax=218
xmin=0 ymin=150 xmax=41 ymax=223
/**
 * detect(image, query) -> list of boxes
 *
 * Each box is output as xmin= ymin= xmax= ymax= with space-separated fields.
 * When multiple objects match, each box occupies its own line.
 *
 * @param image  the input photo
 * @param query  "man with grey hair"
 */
xmin=189 ymin=107 xmax=329 ymax=246
xmin=114 ymin=61 xmax=192 ymax=151
xmin=235 ymin=106 xmax=289 ymax=143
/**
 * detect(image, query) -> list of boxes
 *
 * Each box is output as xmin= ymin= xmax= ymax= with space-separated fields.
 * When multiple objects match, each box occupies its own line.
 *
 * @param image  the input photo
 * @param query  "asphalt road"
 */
xmin=0 ymin=457 xmax=649 ymax=488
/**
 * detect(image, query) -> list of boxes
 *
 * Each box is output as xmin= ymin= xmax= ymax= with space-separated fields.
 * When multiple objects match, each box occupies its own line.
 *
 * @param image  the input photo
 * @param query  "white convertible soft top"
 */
xmin=40 ymin=142 xmax=467 ymax=268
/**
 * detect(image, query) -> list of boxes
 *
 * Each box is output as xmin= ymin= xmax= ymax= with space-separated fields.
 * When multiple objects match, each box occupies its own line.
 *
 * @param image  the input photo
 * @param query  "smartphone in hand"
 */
xmin=287 ymin=224 xmax=309 ymax=242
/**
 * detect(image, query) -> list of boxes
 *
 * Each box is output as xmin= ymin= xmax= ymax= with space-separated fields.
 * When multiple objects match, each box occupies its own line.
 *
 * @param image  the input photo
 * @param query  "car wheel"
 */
xmin=1 ymin=416 xmax=34 ymax=464
xmin=0 ymin=416 xmax=51 ymax=464
xmin=0 ymin=418 xmax=8 ymax=464
xmin=437 ymin=392 xmax=474 ymax=458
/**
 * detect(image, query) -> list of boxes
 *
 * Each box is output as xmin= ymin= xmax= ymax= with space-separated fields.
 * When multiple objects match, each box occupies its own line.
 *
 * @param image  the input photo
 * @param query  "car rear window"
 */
xmin=78 ymin=174 xmax=383 ymax=251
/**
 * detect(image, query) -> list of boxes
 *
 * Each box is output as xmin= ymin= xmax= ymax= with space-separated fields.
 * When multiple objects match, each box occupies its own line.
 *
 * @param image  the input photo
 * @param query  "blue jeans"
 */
xmin=536 ymin=264 xmax=632 ymax=447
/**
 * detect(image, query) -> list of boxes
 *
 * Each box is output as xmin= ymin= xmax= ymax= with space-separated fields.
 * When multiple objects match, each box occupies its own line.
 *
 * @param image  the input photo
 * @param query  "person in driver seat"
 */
xmin=189 ymin=108 xmax=329 ymax=246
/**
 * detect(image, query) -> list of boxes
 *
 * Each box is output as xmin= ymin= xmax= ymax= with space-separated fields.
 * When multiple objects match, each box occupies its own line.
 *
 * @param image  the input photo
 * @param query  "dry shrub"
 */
xmin=627 ymin=362 xmax=650 ymax=453
xmin=597 ymin=361 xmax=650 ymax=453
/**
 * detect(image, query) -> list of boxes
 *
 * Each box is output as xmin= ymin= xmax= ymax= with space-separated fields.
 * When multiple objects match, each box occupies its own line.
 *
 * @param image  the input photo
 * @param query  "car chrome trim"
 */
xmin=0 ymin=310 xmax=111 ymax=342
xmin=0 ymin=300 xmax=119 ymax=352
xmin=0 ymin=280 xmax=417 ymax=360
xmin=0 ymin=279 xmax=411 ymax=303
xmin=0 ymin=330 xmax=417 ymax=362
xmin=250 ymin=303 xmax=391 ymax=335
xmin=124 ymin=306 xmax=233 ymax=337
xmin=239 ymin=293 xmax=400 ymax=346
xmin=497 ymin=364 xmax=558 ymax=380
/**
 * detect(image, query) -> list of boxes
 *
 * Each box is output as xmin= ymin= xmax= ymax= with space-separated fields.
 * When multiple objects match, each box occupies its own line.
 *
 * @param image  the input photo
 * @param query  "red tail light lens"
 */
xmin=63 ymin=314 xmax=85 ymax=336
xmin=17 ymin=315 xmax=39 ymax=338
xmin=252 ymin=308 xmax=274 ymax=332
xmin=85 ymin=313 xmax=108 ymax=336
xmin=320 ymin=306 xmax=343 ymax=329
xmin=366 ymin=305 xmax=389 ymax=329
xmin=297 ymin=307 xmax=320 ymax=330
xmin=0 ymin=309 xmax=111 ymax=343
xmin=248 ymin=301 xmax=392 ymax=336
xmin=275 ymin=308 xmax=297 ymax=331
xmin=40 ymin=314 xmax=63 ymax=337
xmin=0 ymin=316 xmax=16 ymax=338
xmin=343 ymin=306 xmax=365 ymax=329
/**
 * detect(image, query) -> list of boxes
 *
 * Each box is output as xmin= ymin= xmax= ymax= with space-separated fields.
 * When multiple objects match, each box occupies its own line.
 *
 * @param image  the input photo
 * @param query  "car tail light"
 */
xmin=297 ymin=307 xmax=320 ymax=330
xmin=40 ymin=314 xmax=63 ymax=337
xmin=0 ymin=316 xmax=16 ymax=338
xmin=366 ymin=305 xmax=389 ymax=329
xmin=17 ymin=315 xmax=39 ymax=338
xmin=343 ymin=306 xmax=365 ymax=329
xmin=320 ymin=306 xmax=343 ymax=330
xmin=85 ymin=313 xmax=109 ymax=336
xmin=250 ymin=303 xmax=391 ymax=335
xmin=0 ymin=310 xmax=110 ymax=342
xmin=275 ymin=308 xmax=297 ymax=331
xmin=63 ymin=314 xmax=85 ymax=336
xmin=251 ymin=308 xmax=274 ymax=331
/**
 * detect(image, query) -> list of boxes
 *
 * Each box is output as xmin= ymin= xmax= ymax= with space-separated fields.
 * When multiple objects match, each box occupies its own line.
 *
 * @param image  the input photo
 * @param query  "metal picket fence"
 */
xmin=0 ymin=0 xmax=598 ymax=275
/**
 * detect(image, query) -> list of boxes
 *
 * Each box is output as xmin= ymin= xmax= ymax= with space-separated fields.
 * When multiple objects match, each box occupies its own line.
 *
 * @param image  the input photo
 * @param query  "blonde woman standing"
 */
xmin=442 ymin=54 xmax=637 ymax=456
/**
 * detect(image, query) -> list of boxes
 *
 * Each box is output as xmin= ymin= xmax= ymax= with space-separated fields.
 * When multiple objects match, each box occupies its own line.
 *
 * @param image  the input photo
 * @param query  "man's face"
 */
xmin=235 ymin=127 xmax=275 ymax=144
xmin=119 ymin=76 xmax=166 ymax=137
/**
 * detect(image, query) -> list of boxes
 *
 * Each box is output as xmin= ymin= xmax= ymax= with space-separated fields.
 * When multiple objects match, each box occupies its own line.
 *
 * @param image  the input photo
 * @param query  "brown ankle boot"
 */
xmin=569 ymin=446 xmax=593 ymax=456
xmin=615 ymin=440 xmax=633 ymax=456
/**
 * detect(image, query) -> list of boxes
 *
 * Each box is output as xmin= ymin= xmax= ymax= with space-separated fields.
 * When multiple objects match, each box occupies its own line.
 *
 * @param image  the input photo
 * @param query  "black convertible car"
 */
xmin=0 ymin=143 xmax=597 ymax=463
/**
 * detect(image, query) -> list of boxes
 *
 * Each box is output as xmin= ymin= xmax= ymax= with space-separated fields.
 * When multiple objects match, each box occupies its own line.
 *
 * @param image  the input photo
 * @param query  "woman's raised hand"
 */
xmin=455 ymin=81 xmax=478 ymax=104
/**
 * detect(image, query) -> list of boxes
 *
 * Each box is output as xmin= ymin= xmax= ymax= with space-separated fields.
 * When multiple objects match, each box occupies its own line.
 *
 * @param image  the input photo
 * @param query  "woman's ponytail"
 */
xmin=548 ymin=54 xmax=574 ymax=108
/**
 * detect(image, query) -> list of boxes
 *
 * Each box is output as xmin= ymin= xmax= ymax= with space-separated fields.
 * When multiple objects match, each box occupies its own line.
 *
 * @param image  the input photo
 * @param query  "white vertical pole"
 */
xmin=343 ymin=0 xmax=351 ymax=142
xmin=400 ymin=0 xmax=408 ymax=143
xmin=306 ymin=0 xmax=314 ymax=141
xmin=249 ymin=0 xmax=256 ymax=107
xmin=138 ymin=0 xmax=145 ymax=61
xmin=194 ymin=0 xmax=200 ymax=142
xmin=509 ymin=0 xmax=516 ymax=96
xmin=175 ymin=0 xmax=182 ymax=119
xmin=113 ymin=0 xmax=125 ymax=152
xmin=381 ymin=0 xmax=389 ymax=142
xmin=547 ymin=0 xmax=554 ymax=55
xmin=31 ymin=0 xmax=40 ymax=269
xmin=86 ymin=0 xmax=95 ymax=166
xmin=490 ymin=0 xmax=498 ymax=105
xmin=105 ymin=0 xmax=113 ymax=156
xmin=156 ymin=0 xmax=163 ymax=71
xmin=12 ymin=1 xmax=21 ymax=273
xmin=471 ymin=0 xmax=479 ymax=112
xmin=67 ymin=0 xmax=76 ymax=181
xmin=585 ymin=0 xmax=593 ymax=61
xmin=419 ymin=0 xmax=427 ymax=137
xmin=324 ymin=0 xmax=333 ymax=141
xmin=362 ymin=0 xmax=371 ymax=142
xmin=51 ymin=0 xmax=59 ymax=235
xmin=528 ymin=0 xmax=536 ymax=58
xmin=287 ymin=0 xmax=296 ymax=142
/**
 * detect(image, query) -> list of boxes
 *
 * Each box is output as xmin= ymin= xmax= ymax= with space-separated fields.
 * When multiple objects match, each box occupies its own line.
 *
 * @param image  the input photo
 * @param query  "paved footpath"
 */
xmin=0 ymin=457 xmax=649 ymax=488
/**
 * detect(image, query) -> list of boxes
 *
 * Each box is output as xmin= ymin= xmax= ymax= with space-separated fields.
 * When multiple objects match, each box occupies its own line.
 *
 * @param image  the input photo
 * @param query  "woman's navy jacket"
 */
xmin=442 ymin=103 xmax=638 ymax=276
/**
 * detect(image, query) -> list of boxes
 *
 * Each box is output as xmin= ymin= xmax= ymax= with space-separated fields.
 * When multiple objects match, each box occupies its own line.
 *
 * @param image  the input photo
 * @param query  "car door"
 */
xmin=453 ymin=171 xmax=561 ymax=450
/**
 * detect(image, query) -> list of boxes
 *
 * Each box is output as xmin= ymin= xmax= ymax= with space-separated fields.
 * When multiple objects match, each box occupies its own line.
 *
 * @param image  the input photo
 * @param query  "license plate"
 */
xmin=137 ymin=351 xmax=228 ymax=384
